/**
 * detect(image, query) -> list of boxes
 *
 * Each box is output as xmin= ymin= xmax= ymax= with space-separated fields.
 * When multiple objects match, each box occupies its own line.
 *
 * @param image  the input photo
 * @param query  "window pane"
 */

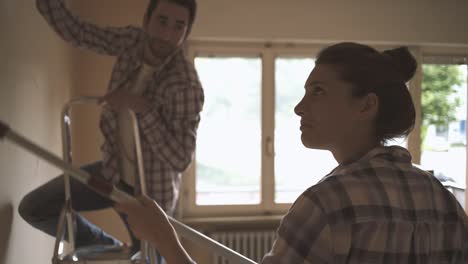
xmin=194 ymin=57 xmax=262 ymax=205
xmin=274 ymin=58 xmax=338 ymax=203
xmin=420 ymin=64 xmax=467 ymax=208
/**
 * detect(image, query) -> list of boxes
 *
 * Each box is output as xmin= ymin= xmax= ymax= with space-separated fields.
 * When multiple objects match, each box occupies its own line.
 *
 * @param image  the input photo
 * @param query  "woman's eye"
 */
xmin=312 ymin=87 xmax=324 ymax=95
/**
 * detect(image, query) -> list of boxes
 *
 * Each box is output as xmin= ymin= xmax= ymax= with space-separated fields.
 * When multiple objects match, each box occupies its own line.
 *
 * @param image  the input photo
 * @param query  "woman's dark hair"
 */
xmin=144 ymin=0 xmax=197 ymax=36
xmin=315 ymin=42 xmax=417 ymax=143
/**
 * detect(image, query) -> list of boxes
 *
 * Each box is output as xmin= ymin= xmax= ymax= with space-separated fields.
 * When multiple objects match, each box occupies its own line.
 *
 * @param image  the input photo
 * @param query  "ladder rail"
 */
xmin=59 ymin=96 xmax=155 ymax=262
xmin=59 ymin=96 xmax=101 ymax=253
xmin=127 ymin=110 xmax=152 ymax=262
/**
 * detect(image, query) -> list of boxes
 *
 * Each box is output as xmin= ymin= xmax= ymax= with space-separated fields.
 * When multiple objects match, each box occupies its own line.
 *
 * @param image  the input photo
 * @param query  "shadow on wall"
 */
xmin=0 ymin=203 xmax=14 ymax=264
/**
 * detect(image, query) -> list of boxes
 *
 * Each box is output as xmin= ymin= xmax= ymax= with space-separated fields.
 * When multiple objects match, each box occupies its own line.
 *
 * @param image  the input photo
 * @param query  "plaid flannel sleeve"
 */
xmin=36 ymin=0 xmax=140 ymax=56
xmin=262 ymin=192 xmax=333 ymax=264
xmin=138 ymin=81 xmax=204 ymax=172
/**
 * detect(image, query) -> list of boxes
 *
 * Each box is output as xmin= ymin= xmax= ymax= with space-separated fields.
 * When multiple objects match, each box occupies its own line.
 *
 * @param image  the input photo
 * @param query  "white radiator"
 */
xmin=210 ymin=230 xmax=276 ymax=264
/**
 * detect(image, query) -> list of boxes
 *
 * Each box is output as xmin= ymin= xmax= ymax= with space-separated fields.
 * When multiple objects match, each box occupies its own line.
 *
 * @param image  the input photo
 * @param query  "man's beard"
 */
xmin=147 ymin=37 xmax=173 ymax=59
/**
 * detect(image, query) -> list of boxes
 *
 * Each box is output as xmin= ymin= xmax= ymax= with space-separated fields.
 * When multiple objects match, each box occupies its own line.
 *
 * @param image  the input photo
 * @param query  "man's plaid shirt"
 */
xmin=37 ymin=0 xmax=204 ymax=214
xmin=263 ymin=146 xmax=468 ymax=263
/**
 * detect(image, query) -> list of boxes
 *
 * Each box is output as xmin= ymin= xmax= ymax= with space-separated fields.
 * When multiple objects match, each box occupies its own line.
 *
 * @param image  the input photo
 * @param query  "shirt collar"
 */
xmin=321 ymin=146 xmax=412 ymax=182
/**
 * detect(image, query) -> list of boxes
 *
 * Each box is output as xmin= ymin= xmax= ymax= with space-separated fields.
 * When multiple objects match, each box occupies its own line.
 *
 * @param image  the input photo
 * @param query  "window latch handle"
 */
xmin=266 ymin=136 xmax=274 ymax=156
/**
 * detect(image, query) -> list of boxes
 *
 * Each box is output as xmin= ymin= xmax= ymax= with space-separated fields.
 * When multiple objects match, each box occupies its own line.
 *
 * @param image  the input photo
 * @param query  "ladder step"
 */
xmin=57 ymin=244 xmax=138 ymax=263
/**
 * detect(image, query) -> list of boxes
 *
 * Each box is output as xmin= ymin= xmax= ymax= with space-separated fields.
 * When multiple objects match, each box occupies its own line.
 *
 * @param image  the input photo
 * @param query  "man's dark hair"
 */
xmin=144 ymin=0 xmax=197 ymax=36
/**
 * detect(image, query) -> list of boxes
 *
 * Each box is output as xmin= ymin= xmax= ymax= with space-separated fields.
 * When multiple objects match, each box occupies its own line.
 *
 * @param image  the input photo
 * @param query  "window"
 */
xmin=181 ymin=43 xmax=332 ymax=217
xmin=194 ymin=56 xmax=262 ymax=206
xmin=181 ymin=43 xmax=468 ymax=217
xmin=417 ymin=58 xmax=467 ymax=208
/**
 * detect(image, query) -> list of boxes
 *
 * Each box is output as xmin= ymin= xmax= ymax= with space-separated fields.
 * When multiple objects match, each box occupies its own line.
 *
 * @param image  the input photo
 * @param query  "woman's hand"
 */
xmin=115 ymin=195 xmax=169 ymax=245
xmin=115 ymin=196 xmax=195 ymax=264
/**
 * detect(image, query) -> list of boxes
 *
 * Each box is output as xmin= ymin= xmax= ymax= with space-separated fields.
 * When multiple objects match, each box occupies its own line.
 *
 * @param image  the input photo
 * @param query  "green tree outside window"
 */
xmin=421 ymin=65 xmax=463 ymax=148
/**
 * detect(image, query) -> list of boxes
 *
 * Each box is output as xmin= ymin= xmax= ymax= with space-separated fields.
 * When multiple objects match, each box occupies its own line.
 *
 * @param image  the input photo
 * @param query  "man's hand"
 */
xmin=99 ymin=90 xmax=151 ymax=113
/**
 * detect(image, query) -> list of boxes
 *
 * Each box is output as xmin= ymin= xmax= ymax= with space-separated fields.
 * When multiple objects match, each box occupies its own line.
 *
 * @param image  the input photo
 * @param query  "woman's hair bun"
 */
xmin=382 ymin=47 xmax=417 ymax=83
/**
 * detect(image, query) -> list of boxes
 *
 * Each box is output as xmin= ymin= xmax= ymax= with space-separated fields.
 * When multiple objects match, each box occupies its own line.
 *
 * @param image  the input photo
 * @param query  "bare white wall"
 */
xmin=192 ymin=0 xmax=468 ymax=46
xmin=0 ymin=1 xmax=72 ymax=263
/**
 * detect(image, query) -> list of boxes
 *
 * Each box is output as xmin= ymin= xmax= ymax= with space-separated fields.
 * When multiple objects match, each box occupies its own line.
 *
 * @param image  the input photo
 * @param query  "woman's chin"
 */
xmin=301 ymin=136 xmax=327 ymax=150
xmin=301 ymin=137 xmax=316 ymax=149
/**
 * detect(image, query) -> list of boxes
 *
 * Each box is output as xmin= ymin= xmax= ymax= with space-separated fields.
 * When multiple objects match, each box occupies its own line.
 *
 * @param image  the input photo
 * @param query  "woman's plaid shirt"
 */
xmin=263 ymin=146 xmax=468 ymax=263
xmin=37 ymin=0 xmax=204 ymax=214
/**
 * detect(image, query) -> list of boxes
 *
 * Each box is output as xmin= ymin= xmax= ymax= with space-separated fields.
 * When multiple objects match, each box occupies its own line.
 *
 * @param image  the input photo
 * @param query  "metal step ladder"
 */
xmin=52 ymin=96 xmax=156 ymax=264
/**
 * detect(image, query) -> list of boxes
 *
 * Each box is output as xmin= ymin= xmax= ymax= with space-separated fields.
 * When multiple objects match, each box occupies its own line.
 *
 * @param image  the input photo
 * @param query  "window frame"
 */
xmin=417 ymin=50 xmax=468 ymax=211
xmin=179 ymin=41 xmax=468 ymax=218
xmin=408 ymin=47 xmax=468 ymax=165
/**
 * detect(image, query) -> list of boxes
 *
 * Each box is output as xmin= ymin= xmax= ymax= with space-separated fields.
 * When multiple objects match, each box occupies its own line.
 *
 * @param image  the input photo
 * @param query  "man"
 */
xmin=18 ymin=0 xmax=204 ymax=258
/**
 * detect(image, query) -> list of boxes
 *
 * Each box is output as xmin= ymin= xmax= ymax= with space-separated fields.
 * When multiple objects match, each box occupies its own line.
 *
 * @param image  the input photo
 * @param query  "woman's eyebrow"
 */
xmin=310 ymin=81 xmax=325 ymax=85
xmin=305 ymin=81 xmax=325 ymax=88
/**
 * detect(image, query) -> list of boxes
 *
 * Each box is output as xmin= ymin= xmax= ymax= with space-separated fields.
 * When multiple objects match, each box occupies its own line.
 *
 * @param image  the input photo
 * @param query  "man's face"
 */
xmin=143 ymin=0 xmax=190 ymax=59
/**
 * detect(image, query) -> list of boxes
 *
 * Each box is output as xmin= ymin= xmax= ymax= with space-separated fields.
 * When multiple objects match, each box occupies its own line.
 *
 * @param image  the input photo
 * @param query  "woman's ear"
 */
xmin=359 ymin=93 xmax=379 ymax=121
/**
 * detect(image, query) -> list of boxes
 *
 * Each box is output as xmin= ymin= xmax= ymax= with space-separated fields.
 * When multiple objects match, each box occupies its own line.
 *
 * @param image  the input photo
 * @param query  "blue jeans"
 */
xmin=18 ymin=161 xmax=139 ymax=252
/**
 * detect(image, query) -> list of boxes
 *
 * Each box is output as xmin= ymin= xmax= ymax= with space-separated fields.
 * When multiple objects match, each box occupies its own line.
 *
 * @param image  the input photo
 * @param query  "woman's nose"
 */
xmin=294 ymin=100 xmax=304 ymax=116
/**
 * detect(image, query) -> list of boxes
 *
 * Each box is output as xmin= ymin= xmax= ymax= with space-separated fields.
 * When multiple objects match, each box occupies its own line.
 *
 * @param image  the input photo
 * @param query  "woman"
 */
xmin=116 ymin=42 xmax=468 ymax=263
